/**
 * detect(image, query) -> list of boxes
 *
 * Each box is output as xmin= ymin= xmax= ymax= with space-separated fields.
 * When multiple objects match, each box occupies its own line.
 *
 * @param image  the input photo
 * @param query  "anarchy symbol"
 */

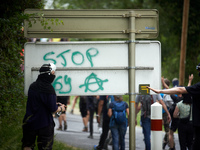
xmin=79 ymin=73 xmax=108 ymax=92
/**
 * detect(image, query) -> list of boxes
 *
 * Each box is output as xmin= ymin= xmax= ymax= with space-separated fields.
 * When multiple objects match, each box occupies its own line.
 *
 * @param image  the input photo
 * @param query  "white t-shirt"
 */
xmin=177 ymin=100 xmax=192 ymax=121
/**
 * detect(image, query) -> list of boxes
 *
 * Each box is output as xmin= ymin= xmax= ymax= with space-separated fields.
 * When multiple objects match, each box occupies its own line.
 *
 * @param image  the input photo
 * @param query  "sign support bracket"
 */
xmin=127 ymin=66 xmax=154 ymax=70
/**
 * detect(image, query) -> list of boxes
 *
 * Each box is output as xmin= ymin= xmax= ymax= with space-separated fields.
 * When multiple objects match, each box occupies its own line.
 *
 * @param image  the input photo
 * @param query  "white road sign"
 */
xmin=135 ymin=41 xmax=161 ymax=94
xmin=24 ymin=41 xmax=161 ymax=96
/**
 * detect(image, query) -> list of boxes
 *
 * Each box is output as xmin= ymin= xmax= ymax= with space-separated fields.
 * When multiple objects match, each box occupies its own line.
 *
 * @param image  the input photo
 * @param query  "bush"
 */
xmin=0 ymin=1 xmax=43 ymax=149
xmin=0 ymin=99 xmax=26 ymax=150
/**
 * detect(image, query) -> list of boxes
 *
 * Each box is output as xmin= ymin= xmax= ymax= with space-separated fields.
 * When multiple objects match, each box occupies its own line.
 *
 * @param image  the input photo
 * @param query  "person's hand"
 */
xmin=189 ymin=74 xmax=194 ymax=81
xmin=97 ymin=115 xmax=101 ymax=124
xmin=135 ymin=119 xmax=137 ymax=126
xmin=57 ymin=102 xmax=62 ymax=106
xmin=127 ymin=119 xmax=129 ymax=127
xmin=146 ymin=86 xmax=161 ymax=94
xmin=167 ymin=113 xmax=171 ymax=123
xmin=161 ymin=76 xmax=164 ymax=82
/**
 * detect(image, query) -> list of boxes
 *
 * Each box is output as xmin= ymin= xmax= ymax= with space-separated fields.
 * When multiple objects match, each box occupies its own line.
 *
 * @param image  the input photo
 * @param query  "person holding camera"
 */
xmin=22 ymin=63 xmax=65 ymax=150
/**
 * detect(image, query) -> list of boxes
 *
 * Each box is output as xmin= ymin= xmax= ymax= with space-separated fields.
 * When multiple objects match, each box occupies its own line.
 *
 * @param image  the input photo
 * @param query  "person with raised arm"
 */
xmin=147 ymin=63 xmax=200 ymax=150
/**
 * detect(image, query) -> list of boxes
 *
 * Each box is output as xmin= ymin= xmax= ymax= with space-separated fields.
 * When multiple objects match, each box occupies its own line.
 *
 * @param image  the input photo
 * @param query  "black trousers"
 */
xmin=178 ymin=121 xmax=193 ymax=150
xmin=22 ymin=123 xmax=54 ymax=150
xmin=98 ymin=117 xmax=110 ymax=149
xmin=192 ymin=126 xmax=200 ymax=150
xmin=89 ymin=108 xmax=95 ymax=136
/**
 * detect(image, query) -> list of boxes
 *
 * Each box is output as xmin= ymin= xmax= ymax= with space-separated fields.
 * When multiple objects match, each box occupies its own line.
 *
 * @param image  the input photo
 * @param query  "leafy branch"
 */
xmin=25 ymin=13 xmax=64 ymax=32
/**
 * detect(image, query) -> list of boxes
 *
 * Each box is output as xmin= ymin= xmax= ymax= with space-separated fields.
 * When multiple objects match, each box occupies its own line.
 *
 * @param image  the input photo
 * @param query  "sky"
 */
xmin=44 ymin=0 xmax=54 ymax=9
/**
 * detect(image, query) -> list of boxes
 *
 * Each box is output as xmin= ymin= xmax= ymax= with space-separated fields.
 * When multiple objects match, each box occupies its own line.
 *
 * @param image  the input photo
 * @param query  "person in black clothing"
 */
xmin=87 ymin=96 xmax=98 ymax=139
xmin=173 ymin=94 xmax=193 ymax=150
xmin=79 ymin=96 xmax=89 ymax=132
xmin=160 ymin=77 xmax=182 ymax=150
xmin=147 ymin=63 xmax=200 ymax=150
xmin=168 ymin=94 xmax=182 ymax=150
xmin=72 ymin=96 xmax=89 ymax=132
xmin=94 ymin=96 xmax=111 ymax=150
xmin=22 ymin=63 xmax=65 ymax=150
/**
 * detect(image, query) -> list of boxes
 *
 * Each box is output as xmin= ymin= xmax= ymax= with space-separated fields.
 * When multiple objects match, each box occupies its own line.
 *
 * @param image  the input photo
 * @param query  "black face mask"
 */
xmin=33 ymin=73 xmax=56 ymax=94
xmin=37 ymin=73 xmax=56 ymax=84
xmin=48 ymin=74 xmax=56 ymax=83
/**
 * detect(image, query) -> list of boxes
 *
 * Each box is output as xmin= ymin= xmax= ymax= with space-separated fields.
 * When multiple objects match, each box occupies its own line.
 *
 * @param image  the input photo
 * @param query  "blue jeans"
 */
xmin=110 ymin=124 xmax=127 ymax=150
xmin=141 ymin=116 xmax=151 ymax=150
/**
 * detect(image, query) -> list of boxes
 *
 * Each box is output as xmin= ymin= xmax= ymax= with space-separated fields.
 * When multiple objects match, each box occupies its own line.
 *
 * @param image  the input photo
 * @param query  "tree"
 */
xmin=0 ymin=0 xmax=44 ymax=116
xmin=0 ymin=0 xmax=43 ymax=149
xmin=149 ymin=0 xmax=200 ymax=85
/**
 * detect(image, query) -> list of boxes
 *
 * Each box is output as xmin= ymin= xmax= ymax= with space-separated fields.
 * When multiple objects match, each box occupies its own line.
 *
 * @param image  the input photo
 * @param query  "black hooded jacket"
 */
xmin=23 ymin=73 xmax=58 ymax=130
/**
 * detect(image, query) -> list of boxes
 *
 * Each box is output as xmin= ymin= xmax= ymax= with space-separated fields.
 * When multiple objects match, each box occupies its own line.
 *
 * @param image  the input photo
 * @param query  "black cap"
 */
xmin=39 ymin=64 xmax=51 ymax=74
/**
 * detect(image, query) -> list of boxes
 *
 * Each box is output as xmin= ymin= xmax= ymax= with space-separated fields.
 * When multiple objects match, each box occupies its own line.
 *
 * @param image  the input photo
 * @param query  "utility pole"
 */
xmin=179 ymin=0 xmax=190 ymax=86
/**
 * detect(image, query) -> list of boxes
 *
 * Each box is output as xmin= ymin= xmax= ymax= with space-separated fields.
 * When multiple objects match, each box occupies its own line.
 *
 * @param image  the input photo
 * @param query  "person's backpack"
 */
xmin=169 ymin=103 xmax=176 ymax=117
xmin=162 ymin=94 xmax=173 ymax=108
xmin=112 ymin=101 xmax=127 ymax=125
xmin=140 ymin=95 xmax=154 ymax=118
xmin=169 ymin=95 xmax=182 ymax=117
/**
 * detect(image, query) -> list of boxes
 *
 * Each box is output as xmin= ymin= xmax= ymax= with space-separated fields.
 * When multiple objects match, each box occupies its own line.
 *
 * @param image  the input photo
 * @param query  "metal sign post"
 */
xmin=128 ymin=11 xmax=136 ymax=150
xmin=24 ymin=9 xmax=159 ymax=150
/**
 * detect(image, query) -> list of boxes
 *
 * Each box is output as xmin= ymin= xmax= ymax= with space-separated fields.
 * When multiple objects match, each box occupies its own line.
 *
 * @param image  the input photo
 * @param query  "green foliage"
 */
xmin=0 ymin=0 xmax=44 ymax=118
xmin=123 ymin=95 xmax=129 ymax=104
xmin=53 ymin=141 xmax=84 ymax=150
xmin=0 ymin=104 xmax=25 ymax=150
xmin=0 ymin=0 xmax=43 ymax=149
xmin=146 ymin=0 xmax=200 ymax=85
xmin=26 ymin=13 xmax=64 ymax=32
xmin=1 ymin=2 xmax=71 ymax=149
